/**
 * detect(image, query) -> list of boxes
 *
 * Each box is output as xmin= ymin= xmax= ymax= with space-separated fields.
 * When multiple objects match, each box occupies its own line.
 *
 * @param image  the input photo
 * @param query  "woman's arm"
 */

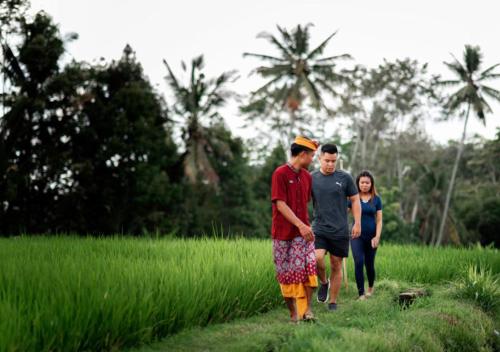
xmin=372 ymin=210 xmax=383 ymax=248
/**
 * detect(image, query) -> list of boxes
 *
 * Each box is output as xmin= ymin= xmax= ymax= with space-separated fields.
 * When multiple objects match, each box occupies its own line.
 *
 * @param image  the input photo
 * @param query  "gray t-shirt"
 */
xmin=311 ymin=169 xmax=358 ymax=239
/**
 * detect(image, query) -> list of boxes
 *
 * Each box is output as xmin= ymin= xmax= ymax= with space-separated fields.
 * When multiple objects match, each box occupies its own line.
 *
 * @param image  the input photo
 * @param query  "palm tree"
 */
xmin=243 ymin=24 xmax=351 ymax=142
xmin=436 ymin=45 xmax=500 ymax=246
xmin=163 ymin=55 xmax=236 ymax=188
xmin=414 ymin=162 xmax=448 ymax=245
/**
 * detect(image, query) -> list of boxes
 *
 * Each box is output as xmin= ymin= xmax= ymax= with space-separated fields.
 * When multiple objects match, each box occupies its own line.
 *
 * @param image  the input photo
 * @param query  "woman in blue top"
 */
xmin=348 ymin=170 xmax=383 ymax=300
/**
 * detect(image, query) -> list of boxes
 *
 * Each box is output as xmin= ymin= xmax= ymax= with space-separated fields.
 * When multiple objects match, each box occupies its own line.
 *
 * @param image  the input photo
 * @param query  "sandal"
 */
xmin=302 ymin=312 xmax=316 ymax=322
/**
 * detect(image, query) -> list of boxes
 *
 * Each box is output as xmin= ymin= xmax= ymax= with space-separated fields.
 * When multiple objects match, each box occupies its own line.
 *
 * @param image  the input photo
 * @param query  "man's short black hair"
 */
xmin=321 ymin=143 xmax=338 ymax=155
xmin=291 ymin=143 xmax=313 ymax=156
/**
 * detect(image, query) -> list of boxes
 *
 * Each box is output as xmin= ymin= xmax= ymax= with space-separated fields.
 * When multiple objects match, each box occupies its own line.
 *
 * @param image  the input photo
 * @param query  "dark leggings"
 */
xmin=350 ymin=237 xmax=377 ymax=296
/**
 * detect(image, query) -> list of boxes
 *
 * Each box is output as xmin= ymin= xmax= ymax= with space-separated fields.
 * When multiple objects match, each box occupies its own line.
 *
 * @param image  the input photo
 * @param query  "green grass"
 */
xmin=133 ymin=282 xmax=499 ymax=352
xmin=0 ymin=236 xmax=279 ymax=351
xmin=0 ymin=236 xmax=498 ymax=351
xmin=455 ymin=264 xmax=500 ymax=314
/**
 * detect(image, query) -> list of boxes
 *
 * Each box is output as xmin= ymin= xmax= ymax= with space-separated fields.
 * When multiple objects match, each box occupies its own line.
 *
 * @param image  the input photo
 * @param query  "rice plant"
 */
xmin=455 ymin=264 xmax=500 ymax=313
xmin=0 ymin=236 xmax=497 ymax=351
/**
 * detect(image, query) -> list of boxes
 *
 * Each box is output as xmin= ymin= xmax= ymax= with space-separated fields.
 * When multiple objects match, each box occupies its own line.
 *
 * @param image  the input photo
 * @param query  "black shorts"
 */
xmin=315 ymin=234 xmax=350 ymax=258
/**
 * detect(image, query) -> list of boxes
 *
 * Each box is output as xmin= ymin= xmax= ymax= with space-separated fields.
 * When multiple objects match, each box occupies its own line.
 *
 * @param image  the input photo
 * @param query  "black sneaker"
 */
xmin=328 ymin=302 xmax=338 ymax=311
xmin=317 ymin=279 xmax=330 ymax=303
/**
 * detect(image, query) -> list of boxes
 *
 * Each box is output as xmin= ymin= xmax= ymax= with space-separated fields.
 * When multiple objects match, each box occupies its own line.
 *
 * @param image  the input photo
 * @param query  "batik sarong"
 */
xmin=273 ymin=235 xmax=317 ymax=317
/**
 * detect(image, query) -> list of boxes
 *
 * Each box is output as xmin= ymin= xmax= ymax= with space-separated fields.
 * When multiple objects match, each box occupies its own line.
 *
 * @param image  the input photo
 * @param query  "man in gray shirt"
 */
xmin=312 ymin=143 xmax=361 ymax=310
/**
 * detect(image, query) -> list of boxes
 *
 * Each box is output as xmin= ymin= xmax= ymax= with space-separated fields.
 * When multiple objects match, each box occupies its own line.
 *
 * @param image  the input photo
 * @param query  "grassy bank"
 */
xmin=137 ymin=281 xmax=499 ymax=352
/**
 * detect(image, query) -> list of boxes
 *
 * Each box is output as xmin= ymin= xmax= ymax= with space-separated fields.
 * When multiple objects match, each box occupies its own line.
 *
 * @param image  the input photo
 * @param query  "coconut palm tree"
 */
xmin=413 ymin=162 xmax=448 ymax=245
xmin=163 ymin=55 xmax=236 ymax=188
xmin=242 ymin=24 xmax=351 ymax=142
xmin=436 ymin=45 xmax=500 ymax=246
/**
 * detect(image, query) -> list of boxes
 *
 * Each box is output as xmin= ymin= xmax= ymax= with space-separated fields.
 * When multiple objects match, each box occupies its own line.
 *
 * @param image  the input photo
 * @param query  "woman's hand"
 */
xmin=371 ymin=236 xmax=380 ymax=248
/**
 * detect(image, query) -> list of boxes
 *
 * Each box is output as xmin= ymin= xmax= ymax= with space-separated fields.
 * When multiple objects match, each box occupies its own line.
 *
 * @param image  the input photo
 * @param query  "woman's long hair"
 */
xmin=356 ymin=170 xmax=378 ymax=202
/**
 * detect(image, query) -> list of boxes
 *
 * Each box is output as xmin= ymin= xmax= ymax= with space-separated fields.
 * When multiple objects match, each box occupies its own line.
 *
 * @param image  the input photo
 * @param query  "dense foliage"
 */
xmin=1 ymin=3 xmax=499 ymax=246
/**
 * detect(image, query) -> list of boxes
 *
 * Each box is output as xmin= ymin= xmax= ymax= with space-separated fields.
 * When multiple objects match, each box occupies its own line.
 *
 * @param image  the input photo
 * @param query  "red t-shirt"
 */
xmin=271 ymin=164 xmax=312 ymax=240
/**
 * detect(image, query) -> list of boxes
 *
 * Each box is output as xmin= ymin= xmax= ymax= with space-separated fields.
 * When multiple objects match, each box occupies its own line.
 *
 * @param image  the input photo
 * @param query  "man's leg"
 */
xmin=329 ymin=255 xmax=343 ymax=304
xmin=315 ymin=249 xmax=328 ymax=284
xmin=284 ymin=297 xmax=297 ymax=321
xmin=304 ymin=285 xmax=314 ymax=316
xmin=315 ymin=248 xmax=330 ymax=303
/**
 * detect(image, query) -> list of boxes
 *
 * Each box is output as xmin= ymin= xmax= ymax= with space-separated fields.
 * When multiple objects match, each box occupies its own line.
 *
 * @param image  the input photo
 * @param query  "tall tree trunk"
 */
xmin=287 ymin=108 xmax=297 ymax=147
xmin=410 ymin=199 xmax=418 ymax=223
xmin=370 ymin=138 xmax=379 ymax=167
xmin=430 ymin=216 xmax=438 ymax=245
xmin=360 ymin=123 xmax=368 ymax=168
xmin=392 ymin=124 xmax=405 ymax=219
xmin=2 ymin=33 xmax=6 ymax=117
xmin=421 ymin=207 xmax=432 ymax=243
xmin=349 ymin=121 xmax=360 ymax=172
xmin=435 ymin=104 xmax=471 ymax=246
xmin=490 ymin=164 xmax=497 ymax=184
xmin=396 ymin=154 xmax=404 ymax=219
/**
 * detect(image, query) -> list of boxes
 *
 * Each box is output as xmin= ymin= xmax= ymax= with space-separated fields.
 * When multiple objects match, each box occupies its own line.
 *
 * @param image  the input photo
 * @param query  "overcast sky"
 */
xmin=30 ymin=0 xmax=500 ymax=144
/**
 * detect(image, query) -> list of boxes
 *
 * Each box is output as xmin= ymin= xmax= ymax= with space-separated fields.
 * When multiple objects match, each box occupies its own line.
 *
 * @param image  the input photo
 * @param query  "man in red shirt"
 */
xmin=271 ymin=136 xmax=319 ymax=323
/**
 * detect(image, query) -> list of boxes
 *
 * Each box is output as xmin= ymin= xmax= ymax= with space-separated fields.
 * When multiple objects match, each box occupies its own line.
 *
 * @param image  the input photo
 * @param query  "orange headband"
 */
xmin=294 ymin=136 xmax=319 ymax=151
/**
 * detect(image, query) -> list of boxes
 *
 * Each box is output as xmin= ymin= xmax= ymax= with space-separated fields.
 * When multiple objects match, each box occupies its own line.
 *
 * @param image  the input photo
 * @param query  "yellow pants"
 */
xmin=279 ymin=275 xmax=318 ymax=318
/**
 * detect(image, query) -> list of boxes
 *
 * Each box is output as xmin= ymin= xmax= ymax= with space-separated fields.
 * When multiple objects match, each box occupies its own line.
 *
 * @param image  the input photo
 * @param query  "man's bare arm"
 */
xmin=276 ymin=200 xmax=314 ymax=241
xmin=349 ymin=194 xmax=362 ymax=238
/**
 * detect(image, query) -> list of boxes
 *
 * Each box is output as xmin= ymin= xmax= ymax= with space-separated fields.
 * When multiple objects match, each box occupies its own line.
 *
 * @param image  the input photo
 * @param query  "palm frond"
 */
xmin=463 ymin=45 xmax=482 ymax=74
xmin=306 ymin=30 xmax=338 ymax=60
xmin=471 ymin=94 xmax=487 ymax=122
xmin=255 ymin=64 xmax=292 ymax=77
xmin=201 ymin=71 xmax=236 ymax=113
xmin=443 ymin=60 xmax=467 ymax=81
xmin=190 ymin=55 xmax=201 ymax=88
xmin=257 ymin=31 xmax=294 ymax=61
xmin=315 ymin=78 xmax=339 ymax=97
xmin=273 ymin=84 xmax=293 ymax=110
xmin=478 ymin=73 xmax=500 ymax=82
xmin=275 ymin=25 xmax=293 ymax=47
xmin=444 ymin=86 xmax=469 ymax=111
xmin=252 ymin=75 xmax=285 ymax=96
xmin=303 ymin=75 xmax=322 ymax=109
xmin=481 ymin=85 xmax=500 ymax=103
xmin=436 ymin=79 xmax=461 ymax=87
xmin=479 ymin=62 xmax=500 ymax=79
xmin=314 ymin=53 xmax=352 ymax=62
xmin=276 ymin=25 xmax=296 ymax=54
xmin=163 ymin=59 xmax=181 ymax=91
xmin=311 ymin=65 xmax=350 ymax=83
xmin=1 ymin=42 xmax=25 ymax=84
xmin=310 ymin=63 xmax=337 ymax=69
xmin=239 ymin=95 xmax=270 ymax=115
xmin=242 ymin=52 xmax=287 ymax=63
xmin=292 ymin=25 xmax=309 ymax=55
xmin=479 ymin=96 xmax=492 ymax=115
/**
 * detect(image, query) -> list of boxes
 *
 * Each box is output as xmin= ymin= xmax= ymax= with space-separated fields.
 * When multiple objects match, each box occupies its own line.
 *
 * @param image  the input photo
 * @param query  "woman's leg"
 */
xmin=364 ymin=240 xmax=377 ymax=292
xmin=350 ymin=238 xmax=365 ymax=296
